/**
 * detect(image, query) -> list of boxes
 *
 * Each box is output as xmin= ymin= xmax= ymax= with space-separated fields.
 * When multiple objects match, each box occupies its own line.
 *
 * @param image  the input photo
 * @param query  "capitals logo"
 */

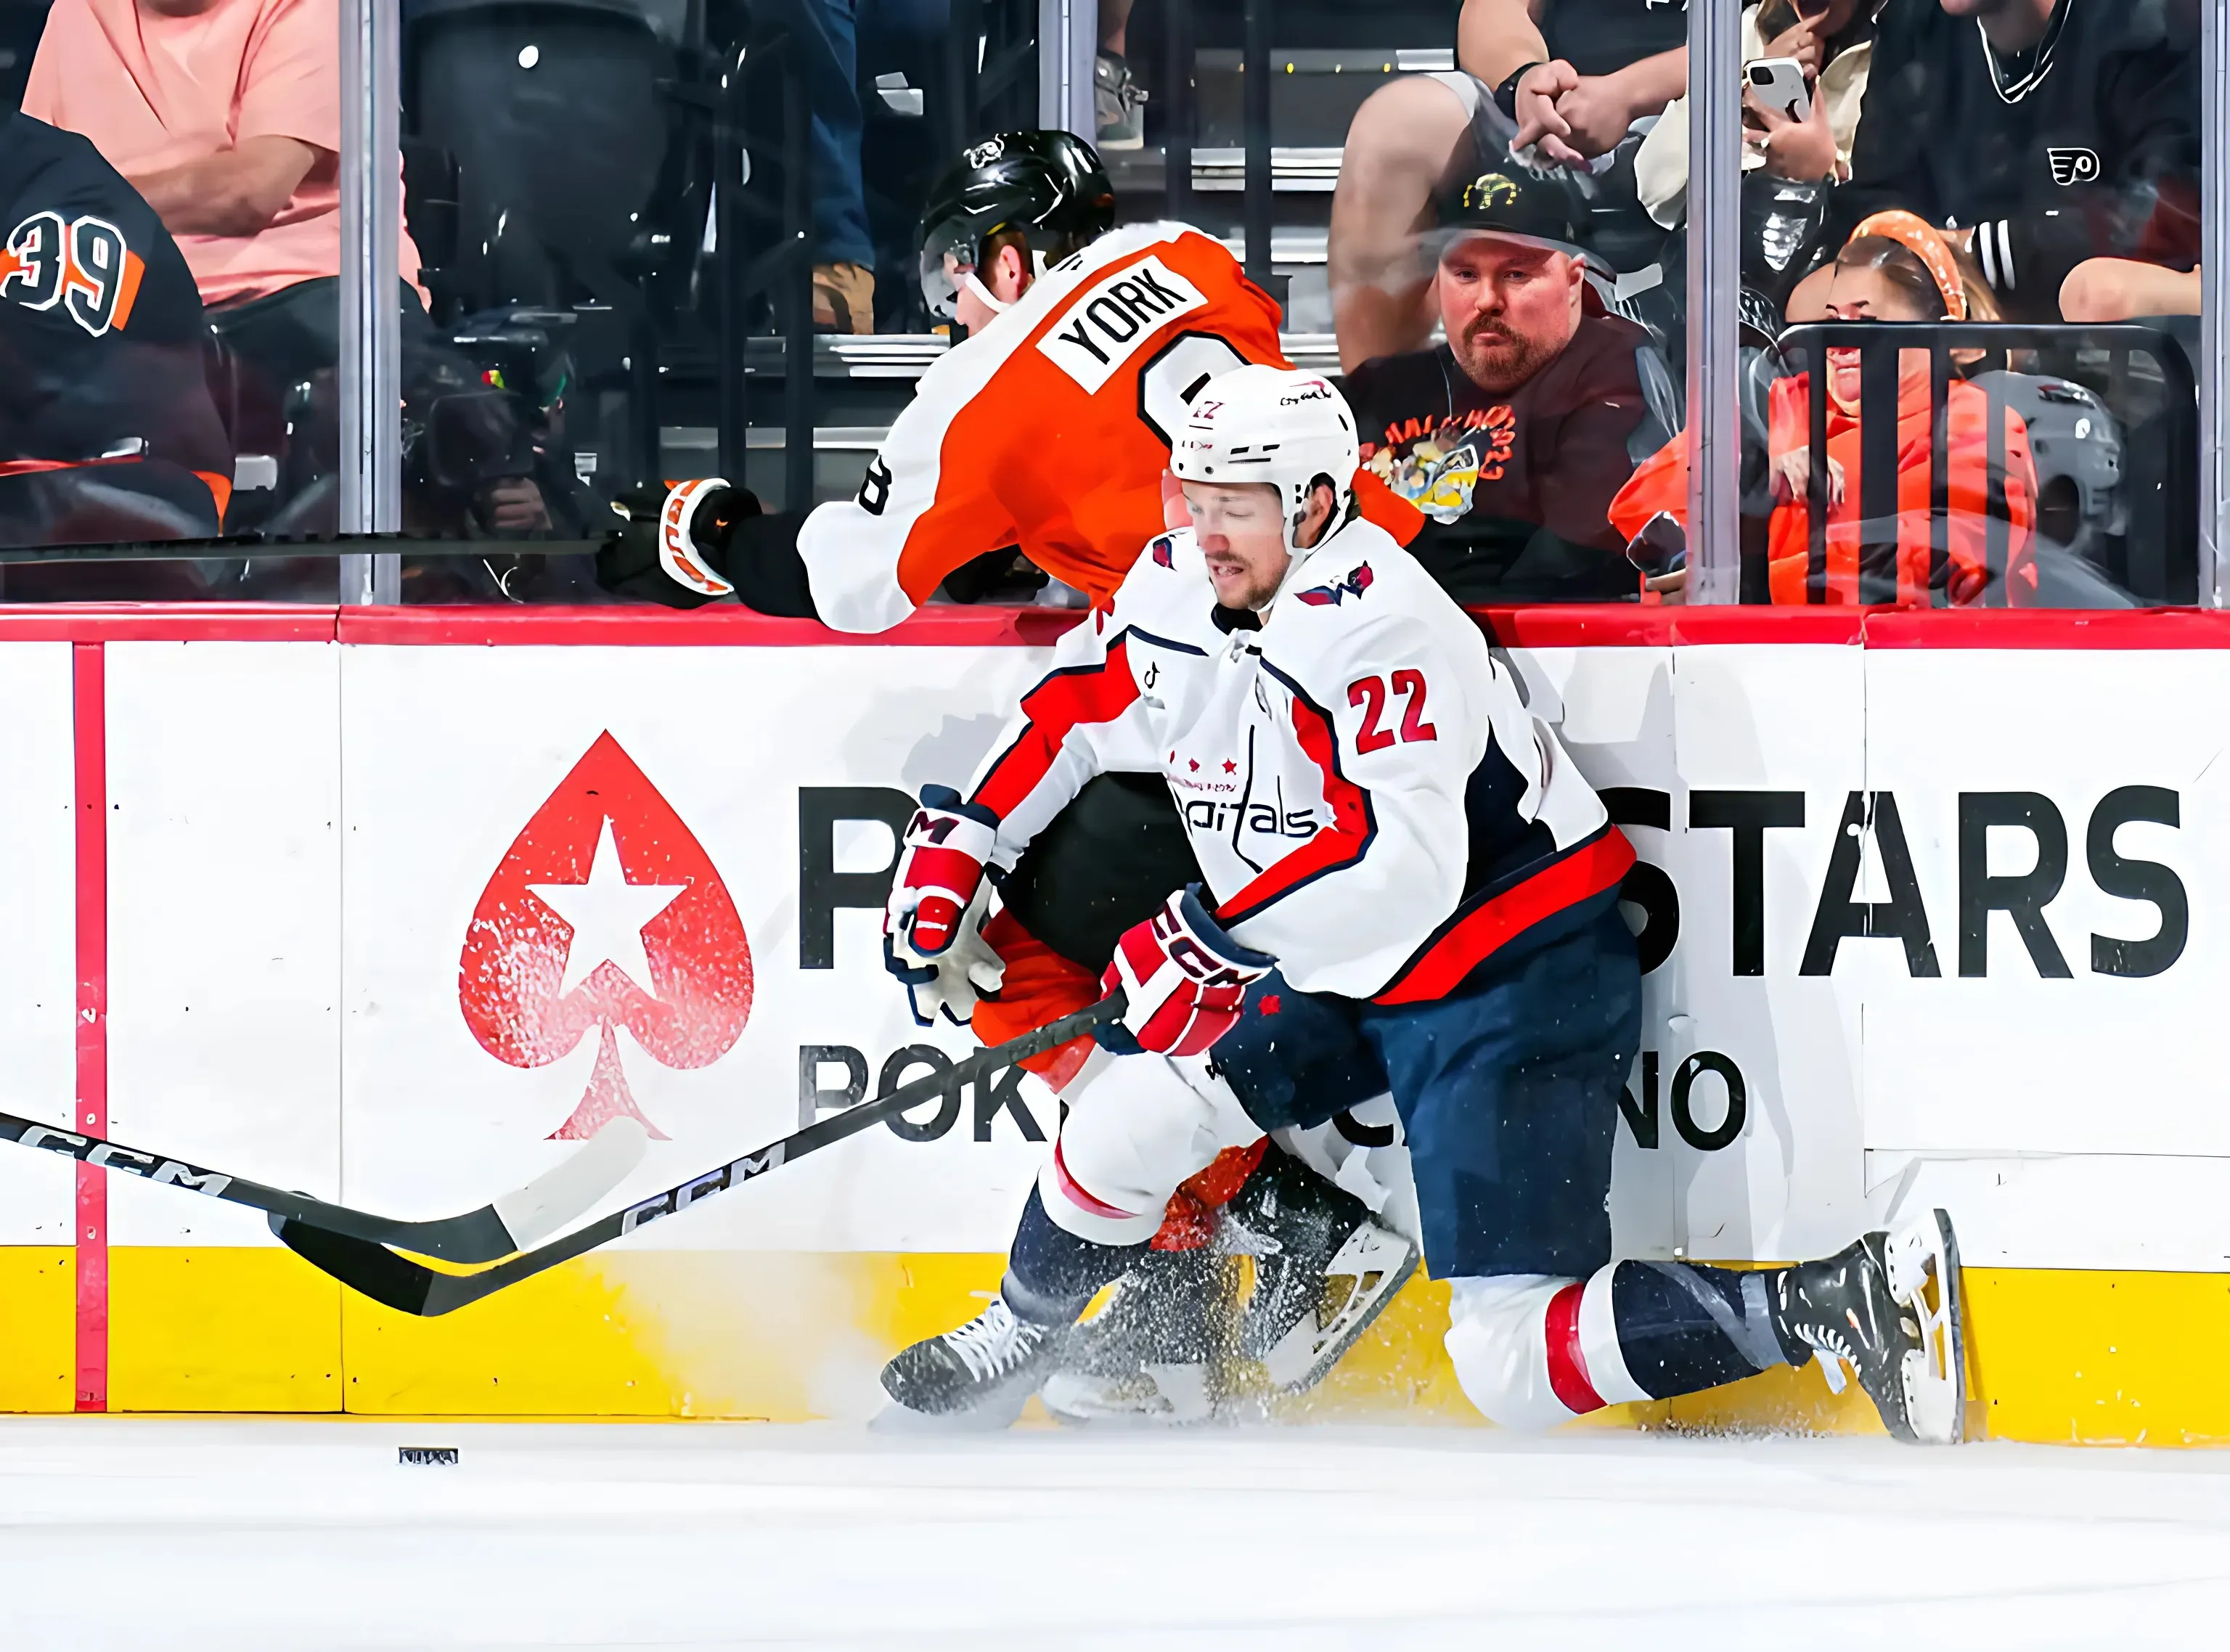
xmin=1296 ymin=563 xmax=1374 ymax=607
xmin=1151 ymin=534 xmax=1177 ymax=568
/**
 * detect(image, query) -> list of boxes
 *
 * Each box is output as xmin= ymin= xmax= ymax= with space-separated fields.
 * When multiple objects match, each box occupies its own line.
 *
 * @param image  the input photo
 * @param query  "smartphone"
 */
xmin=1746 ymin=57 xmax=1813 ymax=125
xmin=1623 ymin=512 xmax=1688 ymax=581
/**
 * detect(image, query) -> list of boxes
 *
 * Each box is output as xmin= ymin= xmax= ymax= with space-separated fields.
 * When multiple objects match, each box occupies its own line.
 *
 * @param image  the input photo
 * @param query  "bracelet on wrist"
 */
xmin=1492 ymin=61 xmax=1545 ymax=119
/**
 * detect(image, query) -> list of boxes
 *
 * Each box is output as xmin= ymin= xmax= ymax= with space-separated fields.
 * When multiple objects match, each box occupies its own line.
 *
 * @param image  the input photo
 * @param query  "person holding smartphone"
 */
xmin=1328 ymin=0 xmax=1689 ymax=371
xmin=1634 ymin=0 xmax=1884 ymax=230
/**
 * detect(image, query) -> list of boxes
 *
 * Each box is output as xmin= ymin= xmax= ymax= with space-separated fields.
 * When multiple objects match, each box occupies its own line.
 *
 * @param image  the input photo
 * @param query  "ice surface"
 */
xmin=4 ymin=1416 xmax=2228 ymax=1651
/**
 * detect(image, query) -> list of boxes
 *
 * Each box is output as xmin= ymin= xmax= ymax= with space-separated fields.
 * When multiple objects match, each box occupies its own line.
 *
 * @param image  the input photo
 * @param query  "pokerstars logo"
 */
xmin=458 ymin=732 xmax=754 ymax=1140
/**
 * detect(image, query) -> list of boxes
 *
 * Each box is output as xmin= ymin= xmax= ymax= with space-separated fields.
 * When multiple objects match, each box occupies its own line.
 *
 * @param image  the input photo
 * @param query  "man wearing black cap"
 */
xmin=1342 ymin=165 xmax=1678 ymax=604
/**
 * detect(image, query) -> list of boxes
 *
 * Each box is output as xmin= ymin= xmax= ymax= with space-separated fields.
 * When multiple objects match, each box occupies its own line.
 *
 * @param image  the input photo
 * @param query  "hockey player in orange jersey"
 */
xmin=599 ymin=131 xmax=1418 ymax=626
xmin=598 ymin=132 xmax=1424 ymax=1421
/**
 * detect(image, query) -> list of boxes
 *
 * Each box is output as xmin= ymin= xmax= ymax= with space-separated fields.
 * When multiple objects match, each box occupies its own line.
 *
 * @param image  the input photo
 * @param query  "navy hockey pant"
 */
xmin=1212 ymin=896 xmax=1643 ymax=1282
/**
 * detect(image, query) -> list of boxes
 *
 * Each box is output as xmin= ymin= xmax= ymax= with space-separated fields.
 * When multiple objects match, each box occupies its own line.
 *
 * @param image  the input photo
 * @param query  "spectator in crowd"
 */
xmin=2057 ymin=259 xmax=2200 ymax=323
xmin=1613 ymin=212 xmax=2038 ymax=607
xmin=1635 ymin=0 xmax=1881 ymax=229
xmin=802 ymin=0 xmax=875 ymax=333
xmin=1343 ymin=164 xmax=1677 ymax=604
xmin=25 ymin=0 xmax=425 ymax=363
xmin=1096 ymin=0 xmax=1145 ymax=152
xmin=1329 ymin=0 xmax=1687 ymax=369
xmin=1 ymin=107 xmax=233 ymax=569
xmin=25 ymin=0 xmax=563 ymax=540
xmin=1790 ymin=0 xmax=2200 ymax=325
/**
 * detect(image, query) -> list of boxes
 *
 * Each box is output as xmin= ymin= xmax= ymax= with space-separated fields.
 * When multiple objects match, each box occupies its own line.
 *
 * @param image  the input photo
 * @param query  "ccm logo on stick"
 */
xmin=11 ymin=1124 xmax=232 ymax=1193
xmin=618 ymin=1144 xmax=787 ymax=1235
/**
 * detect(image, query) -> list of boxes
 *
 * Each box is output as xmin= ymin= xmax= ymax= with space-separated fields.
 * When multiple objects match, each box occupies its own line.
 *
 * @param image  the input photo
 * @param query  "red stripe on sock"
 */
xmin=1543 ymin=1280 xmax=1606 ymax=1417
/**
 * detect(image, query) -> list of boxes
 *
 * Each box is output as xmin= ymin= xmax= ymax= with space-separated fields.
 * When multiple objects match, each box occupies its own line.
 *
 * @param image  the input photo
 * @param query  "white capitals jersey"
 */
xmin=961 ymin=512 xmax=1633 ymax=1001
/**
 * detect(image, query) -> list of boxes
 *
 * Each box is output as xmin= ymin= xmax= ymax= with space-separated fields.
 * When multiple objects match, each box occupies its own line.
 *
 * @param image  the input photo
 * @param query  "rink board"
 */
xmin=1 ymin=603 xmax=2227 ymax=1443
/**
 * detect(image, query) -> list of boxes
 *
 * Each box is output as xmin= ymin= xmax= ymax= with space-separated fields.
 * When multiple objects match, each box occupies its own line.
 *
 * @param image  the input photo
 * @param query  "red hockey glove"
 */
xmin=885 ymin=785 xmax=1000 ymax=960
xmin=1098 ymin=886 xmax=1275 ymax=1058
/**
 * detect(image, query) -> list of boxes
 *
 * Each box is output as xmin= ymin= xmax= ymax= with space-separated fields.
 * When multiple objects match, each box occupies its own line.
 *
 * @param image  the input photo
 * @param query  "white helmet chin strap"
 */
xmin=962 ymin=250 xmax=1047 ymax=316
xmin=961 ymin=270 xmax=1010 ymax=314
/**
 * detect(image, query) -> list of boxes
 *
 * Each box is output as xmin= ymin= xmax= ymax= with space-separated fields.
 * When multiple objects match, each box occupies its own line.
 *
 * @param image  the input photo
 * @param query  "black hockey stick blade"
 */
xmin=274 ymin=991 xmax=1127 ymax=1316
xmin=0 ymin=1110 xmax=649 ymax=1263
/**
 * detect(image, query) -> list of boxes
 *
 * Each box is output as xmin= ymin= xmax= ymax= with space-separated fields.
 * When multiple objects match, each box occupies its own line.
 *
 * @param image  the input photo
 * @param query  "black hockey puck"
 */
xmin=398 ymin=1446 xmax=459 ymax=1466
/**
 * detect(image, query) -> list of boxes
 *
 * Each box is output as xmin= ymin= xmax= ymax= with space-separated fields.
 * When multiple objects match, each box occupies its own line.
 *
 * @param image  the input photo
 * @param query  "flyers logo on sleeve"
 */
xmin=1036 ymin=255 xmax=1209 ymax=394
xmin=1 ymin=212 xmax=145 ymax=338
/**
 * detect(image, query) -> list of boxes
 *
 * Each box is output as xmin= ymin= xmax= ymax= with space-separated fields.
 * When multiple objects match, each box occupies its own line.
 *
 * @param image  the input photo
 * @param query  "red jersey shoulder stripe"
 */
xmin=970 ymin=629 xmax=1190 ymax=821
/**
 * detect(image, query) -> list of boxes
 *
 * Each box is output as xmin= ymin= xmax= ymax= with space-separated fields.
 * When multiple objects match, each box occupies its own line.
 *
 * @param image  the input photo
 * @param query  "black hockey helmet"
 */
xmin=916 ymin=130 xmax=1117 ymax=319
xmin=1430 ymin=156 xmax=1600 ymax=270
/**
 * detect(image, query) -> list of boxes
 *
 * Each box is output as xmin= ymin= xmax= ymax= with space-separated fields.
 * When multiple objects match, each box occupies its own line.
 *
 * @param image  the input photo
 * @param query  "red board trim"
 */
xmin=0 ymin=605 xmax=337 ymax=643
xmin=334 ymin=604 xmax=1091 ymax=648
xmin=72 ymin=642 xmax=108 ymax=1414
xmin=0 ymin=600 xmax=2227 ymax=652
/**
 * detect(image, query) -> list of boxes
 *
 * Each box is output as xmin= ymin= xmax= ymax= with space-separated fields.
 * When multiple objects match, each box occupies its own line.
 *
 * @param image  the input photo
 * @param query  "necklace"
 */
xmin=1977 ymin=0 xmax=2071 ymax=106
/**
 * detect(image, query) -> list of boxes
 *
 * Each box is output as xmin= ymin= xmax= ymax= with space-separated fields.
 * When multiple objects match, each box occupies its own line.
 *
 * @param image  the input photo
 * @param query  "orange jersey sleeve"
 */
xmin=795 ymin=224 xmax=1290 ymax=631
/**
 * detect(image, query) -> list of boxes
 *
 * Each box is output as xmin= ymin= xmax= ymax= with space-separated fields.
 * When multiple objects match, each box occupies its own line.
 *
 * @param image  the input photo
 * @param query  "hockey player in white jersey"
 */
xmin=600 ymin=131 xmax=1424 ymax=1415
xmin=878 ymin=365 xmax=1967 ymax=1442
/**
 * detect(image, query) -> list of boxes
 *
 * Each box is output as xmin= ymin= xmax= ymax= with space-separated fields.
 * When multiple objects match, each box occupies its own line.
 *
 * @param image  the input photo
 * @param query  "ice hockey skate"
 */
xmin=1228 ymin=1143 xmax=1421 ymax=1394
xmin=1040 ymin=1247 xmax=1232 ymax=1426
xmin=879 ymin=1295 xmax=1071 ymax=1419
xmin=1770 ymin=1208 xmax=1966 ymax=1444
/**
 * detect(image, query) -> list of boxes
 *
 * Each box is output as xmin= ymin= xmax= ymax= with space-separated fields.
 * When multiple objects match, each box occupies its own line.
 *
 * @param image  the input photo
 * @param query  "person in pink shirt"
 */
xmin=23 ymin=0 xmax=467 ymax=539
xmin=23 ymin=0 xmax=421 ymax=312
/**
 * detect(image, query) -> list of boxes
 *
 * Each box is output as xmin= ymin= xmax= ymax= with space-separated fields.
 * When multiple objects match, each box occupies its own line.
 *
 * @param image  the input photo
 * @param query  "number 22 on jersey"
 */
xmin=1349 ymin=671 xmax=1437 ymax=753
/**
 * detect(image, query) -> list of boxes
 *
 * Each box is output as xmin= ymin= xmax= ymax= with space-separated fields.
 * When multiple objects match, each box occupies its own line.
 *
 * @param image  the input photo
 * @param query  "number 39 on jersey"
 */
xmin=1 ymin=210 xmax=144 ymax=338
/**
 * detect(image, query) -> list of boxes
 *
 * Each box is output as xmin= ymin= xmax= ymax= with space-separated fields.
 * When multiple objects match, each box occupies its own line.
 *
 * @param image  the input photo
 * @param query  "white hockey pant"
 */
xmin=1037 ymin=1052 xmax=1262 ymax=1245
xmin=1443 ymin=1269 xmax=1655 ymax=1431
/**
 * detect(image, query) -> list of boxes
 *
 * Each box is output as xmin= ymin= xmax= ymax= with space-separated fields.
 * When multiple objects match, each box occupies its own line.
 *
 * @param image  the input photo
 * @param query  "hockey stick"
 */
xmin=271 ymin=991 xmax=1127 ymax=1317
xmin=0 ymin=1108 xmax=650 ymax=1263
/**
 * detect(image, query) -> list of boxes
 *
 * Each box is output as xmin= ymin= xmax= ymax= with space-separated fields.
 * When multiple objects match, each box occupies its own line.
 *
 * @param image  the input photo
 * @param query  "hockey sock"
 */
xmin=1002 ymin=1185 xmax=1147 ymax=1326
xmin=1609 ymin=1260 xmax=1800 ymax=1399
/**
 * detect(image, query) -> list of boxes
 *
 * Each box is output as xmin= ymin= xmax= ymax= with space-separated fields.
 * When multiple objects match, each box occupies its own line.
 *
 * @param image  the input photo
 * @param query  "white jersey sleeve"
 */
xmin=958 ymin=600 xmax=1164 ymax=867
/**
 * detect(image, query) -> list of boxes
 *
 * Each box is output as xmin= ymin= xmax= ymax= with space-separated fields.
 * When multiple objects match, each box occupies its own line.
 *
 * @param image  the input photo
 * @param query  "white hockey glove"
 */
xmin=886 ymin=878 xmax=1007 ymax=1027
xmin=883 ymin=785 xmax=1006 ymax=1026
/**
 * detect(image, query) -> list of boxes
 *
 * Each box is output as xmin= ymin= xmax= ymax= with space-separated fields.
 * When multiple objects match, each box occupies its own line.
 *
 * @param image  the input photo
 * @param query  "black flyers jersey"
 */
xmin=0 ymin=113 xmax=227 ymax=481
xmin=1828 ymin=0 xmax=2200 ymax=321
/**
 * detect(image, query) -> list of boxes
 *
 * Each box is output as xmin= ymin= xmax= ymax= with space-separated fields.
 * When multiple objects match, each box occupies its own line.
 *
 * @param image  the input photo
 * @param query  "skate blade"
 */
xmin=1042 ymin=1362 xmax=1212 ymax=1427
xmin=867 ymin=1384 xmax=1034 ymax=1434
xmin=1883 ymin=1207 xmax=1966 ymax=1446
xmin=1812 ymin=1349 xmax=1849 ymax=1396
xmin=1261 ymin=1225 xmax=1421 ymax=1393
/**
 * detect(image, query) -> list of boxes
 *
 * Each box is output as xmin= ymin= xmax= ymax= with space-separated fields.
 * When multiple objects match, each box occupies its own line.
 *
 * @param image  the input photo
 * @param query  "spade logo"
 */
xmin=458 ymin=732 xmax=753 ymax=1140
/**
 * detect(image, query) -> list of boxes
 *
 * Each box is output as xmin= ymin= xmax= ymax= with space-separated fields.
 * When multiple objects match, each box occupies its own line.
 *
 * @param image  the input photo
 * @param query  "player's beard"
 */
xmin=1451 ymin=314 xmax=1560 ymax=396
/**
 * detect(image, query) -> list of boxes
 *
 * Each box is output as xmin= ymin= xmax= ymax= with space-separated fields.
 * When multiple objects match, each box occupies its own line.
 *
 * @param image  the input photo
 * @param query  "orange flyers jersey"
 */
xmin=796 ymin=221 xmax=1419 ymax=632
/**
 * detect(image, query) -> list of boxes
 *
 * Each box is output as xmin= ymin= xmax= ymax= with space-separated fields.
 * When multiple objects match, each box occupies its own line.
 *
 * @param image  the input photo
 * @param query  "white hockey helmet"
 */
xmin=1170 ymin=365 xmax=1360 ymax=552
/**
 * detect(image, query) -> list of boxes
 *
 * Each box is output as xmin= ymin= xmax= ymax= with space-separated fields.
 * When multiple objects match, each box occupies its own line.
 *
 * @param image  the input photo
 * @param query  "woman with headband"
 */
xmin=1609 ymin=211 xmax=2038 ymax=607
